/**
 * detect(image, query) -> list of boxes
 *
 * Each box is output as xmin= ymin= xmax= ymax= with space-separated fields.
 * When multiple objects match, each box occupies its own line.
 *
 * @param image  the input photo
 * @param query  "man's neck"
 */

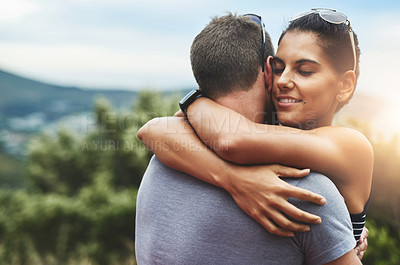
xmin=213 ymin=70 xmax=270 ymax=124
xmin=216 ymin=88 xmax=266 ymax=123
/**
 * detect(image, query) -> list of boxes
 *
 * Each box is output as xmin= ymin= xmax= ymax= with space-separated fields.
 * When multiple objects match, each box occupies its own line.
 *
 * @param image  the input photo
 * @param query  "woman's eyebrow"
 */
xmin=273 ymin=57 xmax=284 ymax=64
xmin=296 ymin=59 xmax=320 ymax=65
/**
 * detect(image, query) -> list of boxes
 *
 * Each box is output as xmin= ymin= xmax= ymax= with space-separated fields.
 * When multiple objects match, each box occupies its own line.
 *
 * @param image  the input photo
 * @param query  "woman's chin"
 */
xmin=277 ymin=116 xmax=303 ymax=128
xmin=278 ymin=120 xmax=300 ymax=128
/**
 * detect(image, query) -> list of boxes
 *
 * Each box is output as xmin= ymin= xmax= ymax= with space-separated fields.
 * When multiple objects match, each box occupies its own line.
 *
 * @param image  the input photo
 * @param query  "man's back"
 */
xmin=135 ymin=156 xmax=355 ymax=265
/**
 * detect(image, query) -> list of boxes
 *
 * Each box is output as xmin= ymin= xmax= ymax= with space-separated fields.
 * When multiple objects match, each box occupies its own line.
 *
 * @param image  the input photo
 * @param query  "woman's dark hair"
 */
xmin=279 ymin=12 xmax=361 ymax=110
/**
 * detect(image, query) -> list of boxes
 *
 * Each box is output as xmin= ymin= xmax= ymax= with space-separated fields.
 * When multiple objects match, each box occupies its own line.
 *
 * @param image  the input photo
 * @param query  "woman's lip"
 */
xmin=275 ymin=96 xmax=303 ymax=107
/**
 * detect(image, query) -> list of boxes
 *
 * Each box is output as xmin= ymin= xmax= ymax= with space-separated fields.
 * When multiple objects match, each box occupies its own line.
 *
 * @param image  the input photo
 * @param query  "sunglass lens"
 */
xmin=319 ymin=11 xmax=347 ymax=24
xmin=245 ymin=15 xmax=262 ymax=26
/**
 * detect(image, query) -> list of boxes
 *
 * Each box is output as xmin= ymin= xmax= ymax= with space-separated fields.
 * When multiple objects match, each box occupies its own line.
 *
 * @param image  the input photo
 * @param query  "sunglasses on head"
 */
xmin=244 ymin=14 xmax=266 ymax=72
xmin=290 ymin=8 xmax=357 ymax=72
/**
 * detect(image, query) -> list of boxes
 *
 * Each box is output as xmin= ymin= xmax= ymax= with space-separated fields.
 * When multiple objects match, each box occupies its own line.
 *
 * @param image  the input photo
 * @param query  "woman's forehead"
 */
xmin=276 ymin=31 xmax=327 ymax=62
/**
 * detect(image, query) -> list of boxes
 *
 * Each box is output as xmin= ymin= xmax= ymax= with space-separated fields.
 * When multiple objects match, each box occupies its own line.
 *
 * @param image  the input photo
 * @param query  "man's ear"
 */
xmin=265 ymin=56 xmax=274 ymax=93
xmin=337 ymin=70 xmax=356 ymax=102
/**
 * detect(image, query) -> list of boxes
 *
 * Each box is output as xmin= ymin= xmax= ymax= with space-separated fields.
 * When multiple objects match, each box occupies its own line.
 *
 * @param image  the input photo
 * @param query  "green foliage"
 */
xmin=27 ymin=130 xmax=92 ymax=195
xmin=0 ymin=90 xmax=176 ymax=264
xmin=0 ymin=148 xmax=25 ymax=189
xmin=25 ymin=90 xmax=179 ymax=195
xmin=0 ymin=187 xmax=136 ymax=265
xmin=363 ymin=220 xmax=400 ymax=265
xmin=134 ymin=90 xmax=180 ymax=127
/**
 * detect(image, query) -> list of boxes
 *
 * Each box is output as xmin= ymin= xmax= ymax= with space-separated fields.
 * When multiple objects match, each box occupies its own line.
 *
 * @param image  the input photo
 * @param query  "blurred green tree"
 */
xmin=0 ymin=90 xmax=179 ymax=265
xmin=363 ymin=220 xmax=400 ymax=265
xmin=0 ymin=146 xmax=25 ymax=189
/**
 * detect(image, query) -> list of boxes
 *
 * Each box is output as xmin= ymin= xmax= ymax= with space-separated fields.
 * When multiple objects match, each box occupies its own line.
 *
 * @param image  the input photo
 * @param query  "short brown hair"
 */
xmin=190 ymin=13 xmax=274 ymax=99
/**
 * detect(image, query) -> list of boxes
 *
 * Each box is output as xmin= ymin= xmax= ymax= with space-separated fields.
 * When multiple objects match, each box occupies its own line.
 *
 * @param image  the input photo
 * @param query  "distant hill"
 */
xmin=0 ymin=69 xmax=192 ymax=155
xmin=0 ymin=70 xmax=142 ymax=120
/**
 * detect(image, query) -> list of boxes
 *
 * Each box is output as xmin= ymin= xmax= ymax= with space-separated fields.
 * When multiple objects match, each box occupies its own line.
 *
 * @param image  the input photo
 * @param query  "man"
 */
xmin=136 ymin=13 xmax=361 ymax=264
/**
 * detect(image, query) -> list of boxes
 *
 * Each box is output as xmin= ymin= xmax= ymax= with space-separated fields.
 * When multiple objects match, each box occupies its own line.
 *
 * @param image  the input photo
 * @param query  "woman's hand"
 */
xmin=354 ymin=227 xmax=369 ymax=260
xmin=224 ymin=164 xmax=326 ymax=237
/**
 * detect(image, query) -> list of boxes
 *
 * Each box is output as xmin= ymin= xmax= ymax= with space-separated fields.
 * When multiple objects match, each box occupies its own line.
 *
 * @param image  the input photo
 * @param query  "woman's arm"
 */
xmin=137 ymin=116 xmax=326 ymax=236
xmin=186 ymin=98 xmax=374 ymax=213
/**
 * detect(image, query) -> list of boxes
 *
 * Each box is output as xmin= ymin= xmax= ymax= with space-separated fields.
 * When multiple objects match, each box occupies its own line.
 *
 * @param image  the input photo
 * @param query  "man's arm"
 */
xmin=325 ymin=250 xmax=362 ymax=265
xmin=138 ymin=116 xmax=326 ymax=236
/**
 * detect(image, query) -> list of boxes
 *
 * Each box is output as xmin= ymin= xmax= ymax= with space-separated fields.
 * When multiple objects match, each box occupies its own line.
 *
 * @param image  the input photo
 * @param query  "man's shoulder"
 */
xmin=144 ymin=155 xmax=186 ymax=178
xmin=287 ymin=172 xmax=343 ymax=202
xmin=141 ymin=155 xmax=217 ymax=191
xmin=287 ymin=172 xmax=356 ymax=265
xmin=146 ymin=155 xmax=170 ymax=171
xmin=287 ymin=172 xmax=348 ymax=223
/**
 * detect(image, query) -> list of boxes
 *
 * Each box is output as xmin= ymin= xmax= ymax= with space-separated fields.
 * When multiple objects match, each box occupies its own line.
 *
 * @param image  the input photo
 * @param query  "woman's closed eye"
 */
xmin=298 ymin=69 xmax=314 ymax=76
xmin=272 ymin=59 xmax=285 ymax=75
xmin=297 ymin=65 xmax=315 ymax=76
xmin=273 ymin=66 xmax=284 ymax=75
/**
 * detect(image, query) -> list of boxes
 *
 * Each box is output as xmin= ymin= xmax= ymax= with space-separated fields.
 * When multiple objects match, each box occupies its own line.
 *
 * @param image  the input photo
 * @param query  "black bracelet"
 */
xmin=179 ymin=89 xmax=207 ymax=117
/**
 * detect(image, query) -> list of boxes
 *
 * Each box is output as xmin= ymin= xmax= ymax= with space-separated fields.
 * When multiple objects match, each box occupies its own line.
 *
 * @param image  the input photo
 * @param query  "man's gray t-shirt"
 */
xmin=135 ymin=156 xmax=356 ymax=265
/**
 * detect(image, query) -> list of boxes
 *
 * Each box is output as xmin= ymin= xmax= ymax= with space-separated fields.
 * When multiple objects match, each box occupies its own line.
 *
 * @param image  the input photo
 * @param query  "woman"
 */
xmin=138 ymin=9 xmax=372 ymax=257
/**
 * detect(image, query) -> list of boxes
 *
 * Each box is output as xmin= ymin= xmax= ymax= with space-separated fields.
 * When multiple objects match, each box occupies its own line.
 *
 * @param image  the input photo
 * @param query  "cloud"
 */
xmin=355 ymin=12 xmax=400 ymax=105
xmin=0 ymin=0 xmax=38 ymax=21
xmin=0 ymin=0 xmax=399 ymax=95
xmin=0 ymin=42 xmax=193 ymax=89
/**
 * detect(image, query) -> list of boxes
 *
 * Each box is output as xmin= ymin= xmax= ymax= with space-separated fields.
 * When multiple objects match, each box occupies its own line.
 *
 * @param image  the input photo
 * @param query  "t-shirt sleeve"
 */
xmin=287 ymin=172 xmax=356 ymax=265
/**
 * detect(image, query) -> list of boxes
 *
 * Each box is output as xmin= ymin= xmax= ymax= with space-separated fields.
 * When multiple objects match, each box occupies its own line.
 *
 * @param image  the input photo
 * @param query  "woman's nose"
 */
xmin=277 ymin=69 xmax=295 ymax=91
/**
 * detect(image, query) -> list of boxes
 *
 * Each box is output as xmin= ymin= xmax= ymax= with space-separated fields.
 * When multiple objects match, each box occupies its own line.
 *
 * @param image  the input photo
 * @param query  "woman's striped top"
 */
xmin=350 ymin=196 xmax=370 ymax=244
xmin=350 ymin=211 xmax=366 ymax=243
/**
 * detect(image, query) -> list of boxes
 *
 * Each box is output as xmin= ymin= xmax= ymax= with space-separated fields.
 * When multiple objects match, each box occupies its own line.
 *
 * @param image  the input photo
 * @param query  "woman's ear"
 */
xmin=264 ymin=56 xmax=274 ymax=93
xmin=337 ymin=70 xmax=356 ymax=102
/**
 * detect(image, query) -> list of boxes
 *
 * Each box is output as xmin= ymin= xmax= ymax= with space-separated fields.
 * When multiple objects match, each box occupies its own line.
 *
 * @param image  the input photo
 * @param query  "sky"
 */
xmin=0 ymin=0 xmax=399 ymax=108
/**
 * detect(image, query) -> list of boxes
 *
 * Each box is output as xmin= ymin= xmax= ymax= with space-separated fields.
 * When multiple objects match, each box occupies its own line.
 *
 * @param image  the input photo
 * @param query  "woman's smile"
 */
xmin=276 ymin=96 xmax=303 ymax=107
